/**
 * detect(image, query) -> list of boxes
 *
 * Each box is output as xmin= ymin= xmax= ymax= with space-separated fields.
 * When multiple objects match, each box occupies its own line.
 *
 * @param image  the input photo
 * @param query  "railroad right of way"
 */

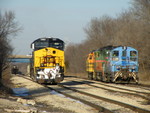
xmin=11 ymin=75 xmax=150 ymax=113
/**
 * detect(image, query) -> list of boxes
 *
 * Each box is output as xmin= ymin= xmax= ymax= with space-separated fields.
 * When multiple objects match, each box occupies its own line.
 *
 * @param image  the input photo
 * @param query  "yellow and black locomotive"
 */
xmin=30 ymin=37 xmax=65 ymax=84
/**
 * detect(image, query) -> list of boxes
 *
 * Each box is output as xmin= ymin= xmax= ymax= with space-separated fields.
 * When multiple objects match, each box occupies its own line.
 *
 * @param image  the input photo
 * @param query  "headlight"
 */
xmin=112 ymin=57 xmax=119 ymax=61
xmin=116 ymin=66 xmax=121 ymax=70
xmin=40 ymin=63 xmax=44 ymax=67
xmin=131 ymin=66 xmax=136 ymax=69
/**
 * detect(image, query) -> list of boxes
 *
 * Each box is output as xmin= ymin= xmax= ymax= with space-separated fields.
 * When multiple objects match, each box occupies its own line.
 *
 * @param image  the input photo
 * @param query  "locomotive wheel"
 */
xmin=135 ymin=77 xmax=139 ymax=84
xmin=109 ymin=76 xmax=114 ymax=83
xmin=106 ymin=76 xmax=110 ymax=83
xmin=30 ymin=74 xmax=36 ymax=82
xmin=96 ymin=72 xmax=101 ymax=81
xmin=32 ymin=75 xmax=38 ymax=82
xmin=88 ymin=72 xmax=93 ymax=80
xmin=102 ymin=75 xmax=107 ymax=82
xmin=93 ymin=72 xmax=98 ymax=80
xmin=51 ymin=82 xmax=57 ymax=85
xmin=98 ymin=72 xmax=103 ymax=81
xmin=106 ymin=74 xmax=112 ymax=83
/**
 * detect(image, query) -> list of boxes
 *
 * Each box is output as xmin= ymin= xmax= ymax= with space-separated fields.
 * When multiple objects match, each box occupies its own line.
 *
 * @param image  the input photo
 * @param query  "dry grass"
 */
xmin=2 ymin=67 xmax=11 ymax=85
xmin=138 ymin=70 xmax=150 ymax=85
xmin=0 ymin=65 xmax=13 ymax=96
xmin=0 ymin=74 xmax=12 ymax=96
xmin=1 ymin=63 xmax=29 ymax=89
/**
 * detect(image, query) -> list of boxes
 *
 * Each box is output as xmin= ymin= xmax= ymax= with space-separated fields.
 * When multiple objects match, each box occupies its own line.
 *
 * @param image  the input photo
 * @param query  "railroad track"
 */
xmin=21 ymin=75 xmax=112 ymax=112
xmin=64 ymin=77 xmax=150 ymax=101
xmin=58 ymin=84 xmax=150 ymax=113
xmin=66 ymin=75 xmax=150 ymax=90
xmin=45 ymin=85 xmax=112 ymax=113
xmin=45 ymin=84 xmax=139 ymax=113
xmin=21 ymin=75 xmax=150 ymax=113
xmin=123 ymin=84 xmax=150 ymax=91
xmin=70 ymin=80 xmax=150 ymax=101
xmin=62 ymin=76 xmax=150 ymax=112
xmin=65 ymin=76 xmax=150 ymax=95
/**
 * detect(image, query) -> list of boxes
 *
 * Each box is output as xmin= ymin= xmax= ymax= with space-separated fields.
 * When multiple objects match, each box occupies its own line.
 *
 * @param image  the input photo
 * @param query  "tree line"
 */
xmin=65 ymin=0 xmax=150 ymax=80
xmin=0 ymin=11 xmax=20 ymax=84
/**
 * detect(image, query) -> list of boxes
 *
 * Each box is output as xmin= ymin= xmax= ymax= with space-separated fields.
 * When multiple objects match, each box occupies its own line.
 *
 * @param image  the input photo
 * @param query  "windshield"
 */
xmin=112 ymin=51 xmax=119 ymax=61
xmin=130 ymin=51 xmax=137 ymax=61
xmin=33 ymin=40 xmax=64 ymax=50
xmin=49 ymin=42 xmax=64 ymax=50
xmin=34 ymin=41 xmax=49 ymax=49
xmin=112 ymin=51 xmax=119 ymax=57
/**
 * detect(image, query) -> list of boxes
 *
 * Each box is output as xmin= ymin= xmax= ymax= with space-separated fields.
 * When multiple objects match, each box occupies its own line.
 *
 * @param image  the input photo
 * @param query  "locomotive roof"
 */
xmin=31 ymin=37 xmax=64 ymax=45
xmin=98 ymin=45 xmax=115 ymax=50
xmin=97 ymin=45 xmax=133 ymax=51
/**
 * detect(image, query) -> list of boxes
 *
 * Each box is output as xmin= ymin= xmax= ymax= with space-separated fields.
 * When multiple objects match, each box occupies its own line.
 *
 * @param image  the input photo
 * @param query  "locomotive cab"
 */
xmin=110 ymin=46 xmax=139 ymax=83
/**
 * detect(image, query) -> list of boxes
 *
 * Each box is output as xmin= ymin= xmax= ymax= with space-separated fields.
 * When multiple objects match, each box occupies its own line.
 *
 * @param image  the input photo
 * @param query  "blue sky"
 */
xmin=1 ymin=0 xmax=131 ymax=55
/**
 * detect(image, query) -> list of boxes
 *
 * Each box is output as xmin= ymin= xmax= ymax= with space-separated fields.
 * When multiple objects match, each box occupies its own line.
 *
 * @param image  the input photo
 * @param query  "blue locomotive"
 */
xmin=86 ymin=46 xmax=139 ymax=83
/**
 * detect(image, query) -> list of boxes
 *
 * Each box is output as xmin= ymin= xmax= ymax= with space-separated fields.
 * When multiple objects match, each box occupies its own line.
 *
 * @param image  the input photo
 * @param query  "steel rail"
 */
xmin=22 ymin=75 xmax=150 ymax=113
xmin=71 ymin=80 xmax=150 ymax=101
xmin=20 ymin=75 xmax=113 ymax=113
xmin=66 ymin=76 xmax=150 ymax=95
xmin=124 ymin=84 xmax=150 ymax=91
xmin=58 ymin=83 xmax=150 ymax=113
xmin=45 ymin=85 xmax=113 ymax=113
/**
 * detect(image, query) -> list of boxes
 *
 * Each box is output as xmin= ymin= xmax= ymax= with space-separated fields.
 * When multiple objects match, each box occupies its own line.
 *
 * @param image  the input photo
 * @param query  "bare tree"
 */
xmin=84 ymin=16 xmax=115 ymax=48
xmin=131 ymin=0 xmax=150 ymax=69
xmin=65 ymin=0 xmax=150 ymax=81
xmin=132 ymin=0 xmax=150 ymax=22
xmin=0 ymin=11 xmax=21 ymax=82
xmin=65 ymin=42 xmax=89 ymax=74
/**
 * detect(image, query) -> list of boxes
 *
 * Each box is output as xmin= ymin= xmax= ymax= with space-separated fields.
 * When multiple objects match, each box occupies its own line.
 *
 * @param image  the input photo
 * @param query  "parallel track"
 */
xmin=67 ymin=75 xmax=150 ymax=91
xmin=66 ymin=76 xmax=150 ymax=94
xmin=124 ymin=84 xmax=150 ymax=91
xmin=22 ymin=75 xmax=112 ymax=113
xmin=22 ymin=75 xmax=150 ymax=113
xmin=45 ymin=85 xmax=112 ymax=113
xmin=58 ymin=83 xmax=150 ymax=113
xmin=70 ymin=80 xmax=150 ymax=101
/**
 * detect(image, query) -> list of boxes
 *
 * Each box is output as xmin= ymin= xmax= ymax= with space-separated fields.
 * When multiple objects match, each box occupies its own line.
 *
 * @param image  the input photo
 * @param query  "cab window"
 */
xmin=112 ymin=51 xmax=119 ymax=61
xmin=112 ymin=51 xmax=119 ymax=57
xmin=130 ymin=51 xmax=137 ymax=61
xmin=130 ymin=51 xmax=137 ymax=56
xmin=89 ymin=54 xmax=93 ymax=60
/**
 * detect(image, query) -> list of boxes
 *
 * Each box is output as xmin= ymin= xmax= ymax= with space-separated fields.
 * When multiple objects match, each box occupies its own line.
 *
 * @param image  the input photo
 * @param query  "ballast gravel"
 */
xmin=11 ymin=75 xmax=98 ymax=113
